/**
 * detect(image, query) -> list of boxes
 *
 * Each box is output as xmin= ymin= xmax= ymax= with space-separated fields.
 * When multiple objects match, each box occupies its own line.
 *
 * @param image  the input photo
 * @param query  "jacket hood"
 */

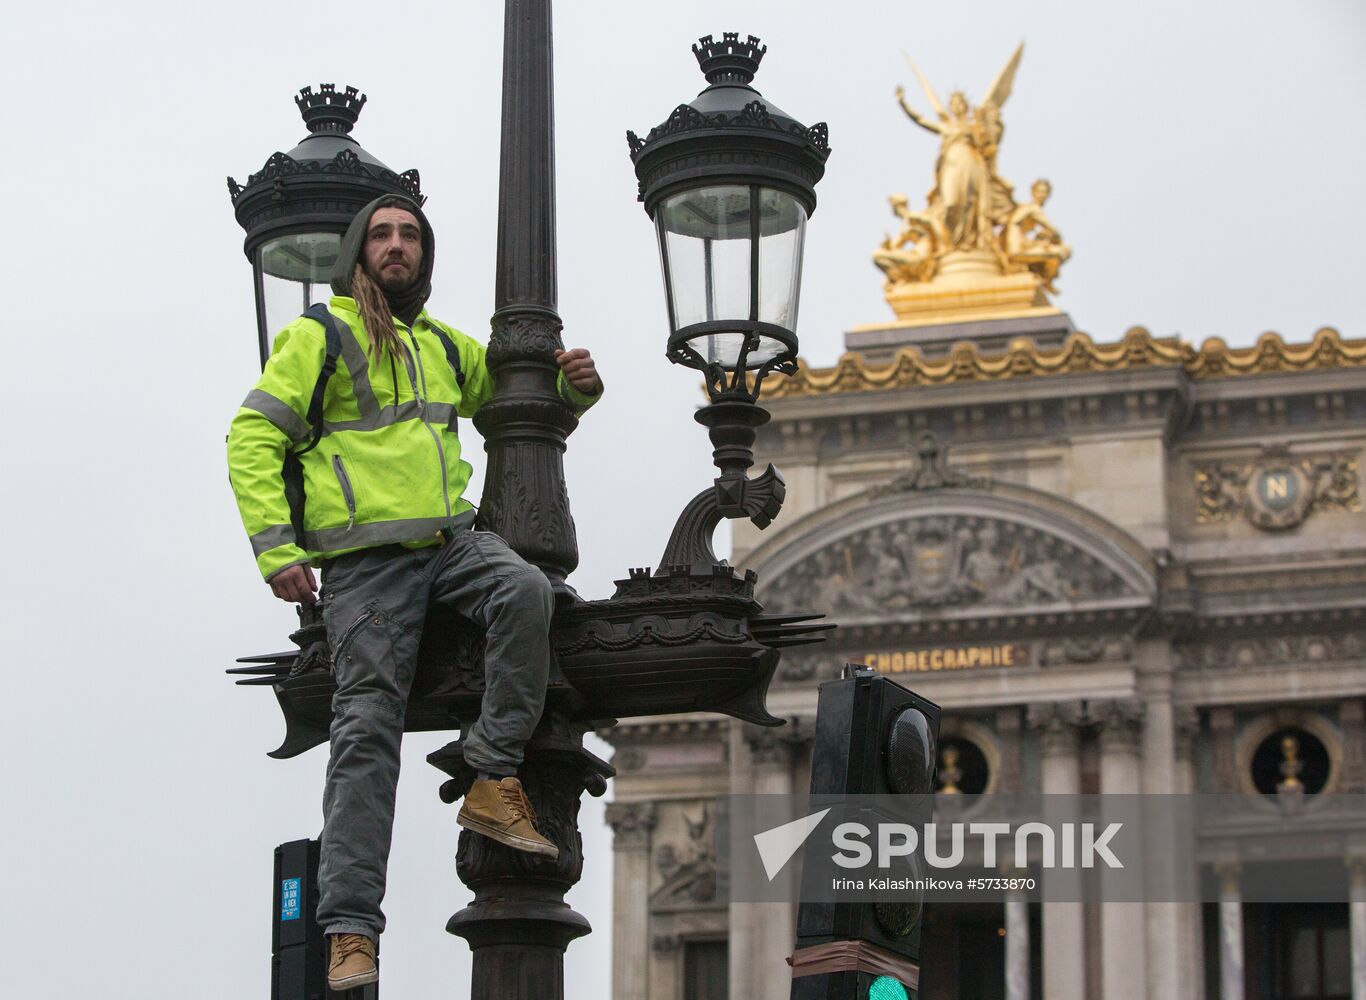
xmin=330 ymin=193 xmax=435 ymax=325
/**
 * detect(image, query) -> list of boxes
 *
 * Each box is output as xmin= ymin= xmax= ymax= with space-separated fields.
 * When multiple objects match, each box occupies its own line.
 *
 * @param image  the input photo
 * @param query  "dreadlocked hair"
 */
xmin=351 ymin=263 xmax=409 ymax=361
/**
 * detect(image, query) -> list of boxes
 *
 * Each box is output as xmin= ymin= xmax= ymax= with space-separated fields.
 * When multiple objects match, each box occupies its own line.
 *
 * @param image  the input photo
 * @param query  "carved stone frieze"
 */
xmin=605 ymin=801 xmax=657 ymax=850
xmin=1039 ymin=635 xmax=1133 ymax=666
xmin=1194 ymin=449 xmax=1360 ymax=530
xmin=652 ymin=804 xmax=717 ymax=906
xmin=1177 ymin=631 xmax=1366 ymax=671
xmin=762 ymin=514 xmax=1131 ymax=616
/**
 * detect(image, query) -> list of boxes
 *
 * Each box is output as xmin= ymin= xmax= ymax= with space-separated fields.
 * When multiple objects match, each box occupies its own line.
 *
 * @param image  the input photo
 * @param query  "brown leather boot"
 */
xmin=327 ymin=933 xmax=378 ymax=991
xmin=457 ymin=776 xmax=559 ymax=859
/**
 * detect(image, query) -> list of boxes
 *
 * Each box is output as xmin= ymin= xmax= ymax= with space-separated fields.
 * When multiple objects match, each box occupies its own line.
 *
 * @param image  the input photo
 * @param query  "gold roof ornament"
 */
xmin=876 ymin=43 xmax=1072 ymax=324
xmin=759 ymin=328 xmax=1366 ymax=399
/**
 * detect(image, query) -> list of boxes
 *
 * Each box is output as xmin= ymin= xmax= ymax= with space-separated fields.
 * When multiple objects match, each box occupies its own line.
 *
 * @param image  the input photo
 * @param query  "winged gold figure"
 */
xmin=877 ymin=43 xmax=1070 ymax=319
xmin=894 ymin=42 xmax=1022 ymax=253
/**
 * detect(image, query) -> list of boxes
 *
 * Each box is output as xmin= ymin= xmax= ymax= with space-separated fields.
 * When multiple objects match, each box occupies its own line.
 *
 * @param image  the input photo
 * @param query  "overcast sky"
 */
xmin=3 ymin=1 xmax=1363 ymax=997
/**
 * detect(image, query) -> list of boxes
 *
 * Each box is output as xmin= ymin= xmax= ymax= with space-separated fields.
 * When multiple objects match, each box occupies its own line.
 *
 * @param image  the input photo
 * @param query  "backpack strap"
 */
xmin=297 ymin=304 xmax=344 ymax=456
xmin=427 ymin=323 xmax=466 ymax=436
xmin=430 ymin=325 xmax=466 ymax=389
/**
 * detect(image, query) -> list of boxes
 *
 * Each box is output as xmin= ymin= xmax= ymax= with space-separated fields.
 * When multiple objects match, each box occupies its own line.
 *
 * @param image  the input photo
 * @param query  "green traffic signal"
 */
xmin=868 ymin=975 xmax=909 ymax=1000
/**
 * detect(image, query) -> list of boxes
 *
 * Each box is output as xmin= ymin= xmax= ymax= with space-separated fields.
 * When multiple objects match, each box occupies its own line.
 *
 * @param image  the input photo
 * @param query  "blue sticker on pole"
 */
xmin=280 ymin=878 xmax=302 ymax=921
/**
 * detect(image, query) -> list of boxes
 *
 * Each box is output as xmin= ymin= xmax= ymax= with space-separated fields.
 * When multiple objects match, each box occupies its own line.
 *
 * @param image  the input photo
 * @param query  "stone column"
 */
xmin=1029 ymin=701 xmax=1085 ymax=1000
xmin=1136 ymin=643 xmax=1185 ymax=1000
xmin=650 ymin=933 xmax=681 ymax=1000
xmin=1340 ymin=701 xmax=1366 ymax=793
xmin=1096 ymin=700 xmax=1147 ymax=1000
xmin=605 ymin=802 xmax=656 ymax=1000
xmin=1173 ymin=708 xmax=1206 ymax=999
xmin=733 ymin=724 xmax=802 ymax=1000
xmin=997 ymin=706 xmax=1024 ymax=792
xmin=1216 ymin=861 xmax=1245 ymax=1000
xmin=1209 ymin=708 xmax=1238 ymax=793
xmin=1349 ymin=856 xmax=1366 ymax=1000
xmin=1005 ymin=887 xmax=1031 ymax=1000
xmin=728 ymin=724 xmax=756 ymax=1000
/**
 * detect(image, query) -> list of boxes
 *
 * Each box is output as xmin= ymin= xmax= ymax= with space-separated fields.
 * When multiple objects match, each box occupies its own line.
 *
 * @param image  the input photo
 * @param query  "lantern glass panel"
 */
xmin=655 ymin=185 xmax=807 ymax=370
xmin=756 ymin=189 xmax=807 ymax=330
xmin=658 ymin=183 xmax=752 ymax=327
xmin=256 ymin=233 xmax=339 ymax=352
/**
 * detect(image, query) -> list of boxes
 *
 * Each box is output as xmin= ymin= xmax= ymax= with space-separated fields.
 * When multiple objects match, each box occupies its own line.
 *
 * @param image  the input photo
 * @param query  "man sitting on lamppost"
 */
xmin=226 ymin=194 xmax=602 ymax=990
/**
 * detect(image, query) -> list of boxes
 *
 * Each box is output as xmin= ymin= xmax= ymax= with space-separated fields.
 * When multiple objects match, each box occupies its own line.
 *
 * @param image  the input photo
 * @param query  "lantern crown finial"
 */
xmin=294 ymin=84 xmax=367 ymax=135
xmin=692 ymin=33 xmax=766 ymax=86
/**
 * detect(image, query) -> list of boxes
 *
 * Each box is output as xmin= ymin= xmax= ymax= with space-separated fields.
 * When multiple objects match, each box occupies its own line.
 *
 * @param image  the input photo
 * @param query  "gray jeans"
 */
xmin=314 ymin=531 xmax=554 ymax=940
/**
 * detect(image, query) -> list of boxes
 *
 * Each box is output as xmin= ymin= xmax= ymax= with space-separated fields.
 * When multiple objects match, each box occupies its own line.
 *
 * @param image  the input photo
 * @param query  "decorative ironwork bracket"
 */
xmin=658 ymin=463 xmax=786 ymax=569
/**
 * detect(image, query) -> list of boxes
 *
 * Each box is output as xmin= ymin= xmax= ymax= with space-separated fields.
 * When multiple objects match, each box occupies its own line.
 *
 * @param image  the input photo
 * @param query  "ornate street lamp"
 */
xmin=630 ymin=33 xmax=830 ymax=534
xmin=228 ymin=84 xmax=423 ymax=366
xmin=227 ymin=24 xmax=834 ymax=1000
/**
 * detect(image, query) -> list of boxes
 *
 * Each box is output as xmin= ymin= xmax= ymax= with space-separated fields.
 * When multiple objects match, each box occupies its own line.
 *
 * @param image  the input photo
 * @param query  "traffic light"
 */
xmin=274 ymin=839 xmax=326 ymax=1000
xmin=790 ymin=665 xmax=941 ymax=1000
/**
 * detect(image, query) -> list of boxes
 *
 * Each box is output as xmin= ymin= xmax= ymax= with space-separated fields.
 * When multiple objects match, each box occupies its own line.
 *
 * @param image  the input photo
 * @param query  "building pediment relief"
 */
xmin=760 ymin=511 xmax=1139 ymax=621
xmin=746 ymin=438 xmax=1156 ymax=625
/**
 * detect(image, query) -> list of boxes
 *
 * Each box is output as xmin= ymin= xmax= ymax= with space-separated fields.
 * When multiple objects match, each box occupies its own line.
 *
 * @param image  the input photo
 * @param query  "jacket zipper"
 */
xmin=406 ymin=327 xmax=453 ymax=520
xmin=332 ymin=454 xmax=357 ymax=529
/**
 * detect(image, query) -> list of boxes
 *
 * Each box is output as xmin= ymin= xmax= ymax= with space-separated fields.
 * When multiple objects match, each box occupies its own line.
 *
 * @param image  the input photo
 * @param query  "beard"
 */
xmin=371 ymin=262 xmax=416 ymax=294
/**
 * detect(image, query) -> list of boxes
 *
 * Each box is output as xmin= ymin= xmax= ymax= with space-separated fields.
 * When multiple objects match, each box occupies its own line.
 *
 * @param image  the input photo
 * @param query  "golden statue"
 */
xmin=1004 ymin=179 xmax=1071 ymax=291
xmin=874 ymin=43 xmax=1071 ymax=324
xmin=937 ymin=745 xmax=963 ymax=795
xmin=1276 ymin=734 xmax=1304 ymax=793
xmin=873 ymin=193 xmax=945 ymax=283
xmin=894 ymin=45 xmax=1020 ymax=253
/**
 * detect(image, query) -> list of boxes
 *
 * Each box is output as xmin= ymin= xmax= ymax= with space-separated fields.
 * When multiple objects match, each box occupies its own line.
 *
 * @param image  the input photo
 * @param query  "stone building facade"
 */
xmin=602 ymin=315 xmax=1366 ymax=1000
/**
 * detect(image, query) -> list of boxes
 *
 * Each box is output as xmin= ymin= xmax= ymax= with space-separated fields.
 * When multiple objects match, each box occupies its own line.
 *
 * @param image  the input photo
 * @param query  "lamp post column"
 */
xmin=443 ymin=4 xmax=603 ymax=998
xmin=473 ymin=0 xmax=580 ymax=597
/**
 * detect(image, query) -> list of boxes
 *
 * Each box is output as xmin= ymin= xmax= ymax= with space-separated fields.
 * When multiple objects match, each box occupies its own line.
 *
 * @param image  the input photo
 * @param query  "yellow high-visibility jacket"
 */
xmin=227 ymin=297 xmax=599 ymax=580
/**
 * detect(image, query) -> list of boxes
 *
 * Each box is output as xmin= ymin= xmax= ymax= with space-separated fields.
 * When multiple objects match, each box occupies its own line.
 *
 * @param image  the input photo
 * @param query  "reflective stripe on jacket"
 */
xmin=227 ymin=296 xmax=599 ymax=580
